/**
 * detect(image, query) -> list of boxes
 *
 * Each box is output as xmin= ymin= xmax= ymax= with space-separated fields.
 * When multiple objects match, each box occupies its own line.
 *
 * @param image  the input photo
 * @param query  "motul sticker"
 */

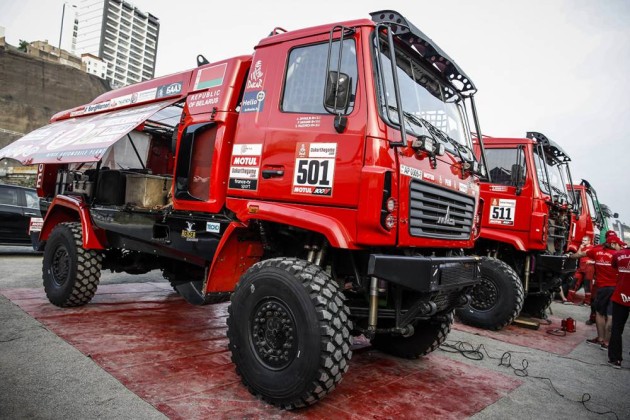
xmin=229 ymin=143 xmax=262 ymax=191
xmin=292 ymin=143 xmax=336 ymax=196
xmin=489 ymin=198 xmax=516 ymax=225
xmin=400 ymin=164 xmax=422 ymax=180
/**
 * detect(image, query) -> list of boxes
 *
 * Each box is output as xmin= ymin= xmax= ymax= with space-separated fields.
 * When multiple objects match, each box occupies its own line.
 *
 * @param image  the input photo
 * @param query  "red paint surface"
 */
xmin=453 ymin=311 xmax=595 ymax=355
xmin=2 ymin=283 xmax=522 ymax=419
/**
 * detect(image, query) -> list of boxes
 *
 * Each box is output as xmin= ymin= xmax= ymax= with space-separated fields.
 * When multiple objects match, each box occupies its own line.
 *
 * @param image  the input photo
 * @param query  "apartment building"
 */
xmin=74 ymin=0 xmax=159 ymax=88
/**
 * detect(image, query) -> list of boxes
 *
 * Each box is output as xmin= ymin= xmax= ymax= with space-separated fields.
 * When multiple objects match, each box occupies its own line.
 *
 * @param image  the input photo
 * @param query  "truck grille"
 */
xmin=409 ymin=180 xmax=475 ymax=240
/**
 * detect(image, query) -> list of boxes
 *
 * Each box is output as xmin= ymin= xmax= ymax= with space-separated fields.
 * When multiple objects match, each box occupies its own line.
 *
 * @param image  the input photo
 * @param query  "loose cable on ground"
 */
xmin=439 ymin=340 xmax=620 ymax=419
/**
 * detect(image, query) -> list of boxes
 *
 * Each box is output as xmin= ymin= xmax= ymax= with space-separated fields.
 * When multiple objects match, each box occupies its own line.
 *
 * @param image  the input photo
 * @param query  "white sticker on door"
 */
xmin=489 ymin=198 xmax=516 ymax=226
xmin=292 ymin=143 xmax=336 ymax=196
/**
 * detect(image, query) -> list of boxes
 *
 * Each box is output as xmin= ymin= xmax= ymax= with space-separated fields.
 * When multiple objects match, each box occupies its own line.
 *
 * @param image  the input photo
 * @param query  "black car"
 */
xmin=0 ymin=183 xmax=42 ymax=248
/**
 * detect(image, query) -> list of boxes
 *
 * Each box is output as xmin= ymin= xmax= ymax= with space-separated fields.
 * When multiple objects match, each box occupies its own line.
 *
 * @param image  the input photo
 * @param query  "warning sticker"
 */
xmin=229 ymin=143 xmax=262 ymax=191
xmin=292 ymin=143 xmax=336 ymax=196
xmin=489 ymin=198 xmax=516 ymax=225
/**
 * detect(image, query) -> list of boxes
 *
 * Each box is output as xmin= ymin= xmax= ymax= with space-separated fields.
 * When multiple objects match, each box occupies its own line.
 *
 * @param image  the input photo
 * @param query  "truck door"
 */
xmin=481 ymin=146 xmax=533 ymax=236
xmin=230 ymin=35 xmax=366 ymax=208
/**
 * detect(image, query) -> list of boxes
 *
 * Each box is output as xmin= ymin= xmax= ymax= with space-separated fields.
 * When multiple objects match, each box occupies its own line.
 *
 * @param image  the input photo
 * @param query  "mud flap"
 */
xmin=175 ymin=281 xmax=229 ymax=305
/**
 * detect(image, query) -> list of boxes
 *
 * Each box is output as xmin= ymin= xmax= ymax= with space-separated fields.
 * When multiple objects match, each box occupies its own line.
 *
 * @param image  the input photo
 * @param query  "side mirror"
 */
xmin=511 ymin=164 xmax=524 ymax=195
xmin=510 ymin=164 xmax=524 ymax=185
xmin=614 ymin=212 xmax=619 ymax=219
xmin=324 ymin=71 xmax=352 ymax=113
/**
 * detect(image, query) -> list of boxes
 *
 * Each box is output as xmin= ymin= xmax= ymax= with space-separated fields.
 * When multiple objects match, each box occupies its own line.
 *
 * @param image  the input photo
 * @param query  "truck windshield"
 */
xmin=533 ymin=150 xmax=570 ymax=201
xmin=374 ymin=35 xmax=473 ymax=160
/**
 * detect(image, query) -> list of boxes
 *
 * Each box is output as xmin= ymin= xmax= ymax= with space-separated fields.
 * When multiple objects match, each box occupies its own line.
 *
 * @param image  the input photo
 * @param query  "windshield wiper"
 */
xmin=418 ymin=117 xmax=470 ymax=167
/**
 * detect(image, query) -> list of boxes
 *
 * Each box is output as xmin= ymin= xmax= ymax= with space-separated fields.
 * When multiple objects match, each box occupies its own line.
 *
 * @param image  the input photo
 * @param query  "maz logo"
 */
xmin=437 ymin=206 xmax=456 ymax=226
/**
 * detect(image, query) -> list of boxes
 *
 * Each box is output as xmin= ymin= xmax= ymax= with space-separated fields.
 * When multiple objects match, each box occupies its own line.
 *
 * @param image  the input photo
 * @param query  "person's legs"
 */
xmin=608 ymin=302 xmax=629 ymax=363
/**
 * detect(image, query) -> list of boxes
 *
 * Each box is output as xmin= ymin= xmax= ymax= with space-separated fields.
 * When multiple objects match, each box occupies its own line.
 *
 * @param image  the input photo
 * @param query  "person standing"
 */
xmin=572 ymin=232 xmax=624 ymax=348
xmin=608 ymin=244 xmax=630 ymax=368
xmin=567 ymin=236 xmax=595 ymax=305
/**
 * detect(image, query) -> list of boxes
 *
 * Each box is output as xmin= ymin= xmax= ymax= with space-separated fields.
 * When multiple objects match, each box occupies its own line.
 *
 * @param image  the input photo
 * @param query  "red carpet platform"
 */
xmin=2 ymin=283 xmax=522 ymax=419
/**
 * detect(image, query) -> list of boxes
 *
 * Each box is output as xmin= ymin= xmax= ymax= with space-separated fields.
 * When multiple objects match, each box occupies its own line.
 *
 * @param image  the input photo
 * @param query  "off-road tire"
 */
xmin=521 ymin=291 xmax=553 ymax=319
xmin=371 ymin=311 xmax=454 ymax=359
xmin=455 ymin=257 xmax=524 ymax=330
xmin=42 ymin=222 xmax=102 ymax=307
xmin=226 ymin=257 xmax=352 ymax=409
xmin=162 ymin=270 xmax=230 ymax=304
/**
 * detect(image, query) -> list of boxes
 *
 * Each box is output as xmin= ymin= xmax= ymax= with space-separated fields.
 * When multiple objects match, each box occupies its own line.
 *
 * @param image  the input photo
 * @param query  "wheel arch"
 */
xmin=40 ymin=196 xmax=107 ymax=249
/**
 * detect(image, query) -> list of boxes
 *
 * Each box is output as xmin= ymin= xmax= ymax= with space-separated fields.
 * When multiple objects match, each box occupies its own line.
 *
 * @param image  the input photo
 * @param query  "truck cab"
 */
xmin=458 ymin=132 xmax=578 ymax=329
xmin=568 ymin=179 xmax=607 ymax=250
xmin=1 ymin=10 xmax=487 ymax=408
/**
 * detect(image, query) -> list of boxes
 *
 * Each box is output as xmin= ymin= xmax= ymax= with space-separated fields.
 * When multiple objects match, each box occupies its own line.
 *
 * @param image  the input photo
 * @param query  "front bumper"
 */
xmin=367 ymin=255 xmax=481 ymax=293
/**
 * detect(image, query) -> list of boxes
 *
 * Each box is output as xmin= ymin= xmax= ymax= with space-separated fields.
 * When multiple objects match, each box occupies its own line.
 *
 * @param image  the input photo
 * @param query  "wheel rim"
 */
xmin=250 ymin=299 xmax=297 ymax=370
xmin=470 ymin=276 xmax=498 ymax=311
xmin=51 ymin=245 xmax=70 ymax=287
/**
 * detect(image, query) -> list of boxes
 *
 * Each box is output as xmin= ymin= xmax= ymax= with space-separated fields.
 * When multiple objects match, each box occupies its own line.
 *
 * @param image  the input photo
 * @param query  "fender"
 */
xmin=226 ymin=198 xmax=359 ymax=249
xmin=479 ymin=227 xmax=528 ymax=252
xmin=40 ymin=195 xmax=107 ymax=249
xmin=204 ymin=222 xmax=263 ymax=293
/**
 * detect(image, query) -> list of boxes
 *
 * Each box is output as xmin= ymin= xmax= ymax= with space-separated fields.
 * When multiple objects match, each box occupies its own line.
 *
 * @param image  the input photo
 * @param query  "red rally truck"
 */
xmin=567 ymin=179 xmax=607 ymax=250
xmin=456 ymin=132 xmax=578 ymax=329
xmin=0 ymin=11 xmax=488 ymax=408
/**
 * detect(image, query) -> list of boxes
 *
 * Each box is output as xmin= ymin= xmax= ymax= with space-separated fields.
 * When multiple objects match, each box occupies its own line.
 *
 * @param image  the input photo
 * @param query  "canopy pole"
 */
xmin=127 ymin=134 xmax=146 ymax=170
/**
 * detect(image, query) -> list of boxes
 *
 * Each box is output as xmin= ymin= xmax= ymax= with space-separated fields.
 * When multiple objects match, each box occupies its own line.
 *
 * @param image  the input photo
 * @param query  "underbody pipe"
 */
xmin=314 ymin=241 xmax=328 ymax=266
xmin=368 ymin=276 xmax=379 ymax=337
xmin=524 ymin=254 xmax=531 ymax=292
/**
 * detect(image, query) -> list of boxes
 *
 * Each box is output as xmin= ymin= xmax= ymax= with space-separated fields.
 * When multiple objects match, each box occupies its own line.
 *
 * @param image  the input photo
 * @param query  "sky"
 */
xmin=1 ymin=0 xmax=629 ymax=223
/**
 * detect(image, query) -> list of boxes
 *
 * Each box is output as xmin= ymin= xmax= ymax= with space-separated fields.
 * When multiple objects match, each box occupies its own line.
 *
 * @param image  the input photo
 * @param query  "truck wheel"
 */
xmin=371 ymin=311 xmax=453 ymax=359
xmin=226 ymin=257 xmax=352 ymax=409
xmin=42 ymin=222 xmax=102 ymax=307
xmin=521 ymin=291 xmax=552 ymax=319
xmin=455 ymin=257 xmax=524 ymax=330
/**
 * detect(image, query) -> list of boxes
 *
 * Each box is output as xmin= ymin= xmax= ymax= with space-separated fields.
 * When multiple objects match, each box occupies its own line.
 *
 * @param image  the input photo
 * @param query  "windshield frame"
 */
xmin=371 ymin=28 xmax=475 ymax=160
xmin=533 ymin=145 xmax=572 ymax=203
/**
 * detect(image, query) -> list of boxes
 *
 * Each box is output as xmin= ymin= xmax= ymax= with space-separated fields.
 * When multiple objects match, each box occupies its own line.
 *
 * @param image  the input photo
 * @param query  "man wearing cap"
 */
xmin=571 ymin=231 xmax=625 ymax=349
xmin=608 ymin=242 xmax=630 ymax=368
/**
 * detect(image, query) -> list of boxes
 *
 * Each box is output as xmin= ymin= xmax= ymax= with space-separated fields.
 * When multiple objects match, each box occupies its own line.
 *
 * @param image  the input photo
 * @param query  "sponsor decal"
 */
xmin=228 ymin=143 xmax=262 ymax=191
xmin=292 ymin=143 xmax=336 ymax=197
xmin=489 ymin=198 xmax=516 ymax=226
xmin=157 ymin=81 xmax=183 ymax=98
xmin=188 ymin=89 xmax=222 ymax=109
xmin=246 ymin=60 xmax=264 ymax=89
xmin=459 ymin=182 xmax=468 ymax=193
xmin=295 ymin=116 xmax=321 ymax=128
xmin=181 ymin=221 xmax=198 ymax=241
xmin=400 ymin=164 xmax=423 ymax=181
xmin=444 ymin=178 xmax=452 ymax=187
xmin=206 ymin=222 xmax=221 ymax=233
xmin=194 ymin=63 xmax=227 ymax=90
xmin=423 ymin=172 xmax=435 ymax=181
xmin=28 ymin=217 xmax=44 ymax=233
xmin=490 ymin=185 xmax=508 ymax=192
xmin=241 ymin=90 xmax=266 ymax=113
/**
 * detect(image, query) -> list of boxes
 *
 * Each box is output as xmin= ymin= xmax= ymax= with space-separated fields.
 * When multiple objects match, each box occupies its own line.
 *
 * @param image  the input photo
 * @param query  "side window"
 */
xmin=486 ymin=148 xmax=527 ymax=186
xmin=282 ymin=39 xmax=357 ymax=114
xmin=0 ymin=186 xmax=19 ymax=206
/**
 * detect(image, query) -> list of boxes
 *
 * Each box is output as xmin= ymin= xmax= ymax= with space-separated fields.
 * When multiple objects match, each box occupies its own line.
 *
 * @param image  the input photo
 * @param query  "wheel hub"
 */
xmin=470 ymin=277 xmax=498 ymax=311
xmin=51 ymin=245 xmax=70 ymax=287
xmin=251 ymin=300 xmax=297 ymax=369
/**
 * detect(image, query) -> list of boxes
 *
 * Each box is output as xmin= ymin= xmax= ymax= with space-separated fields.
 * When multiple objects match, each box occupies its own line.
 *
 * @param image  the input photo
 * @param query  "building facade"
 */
xmin=74 ymin=0 xmax=159 ymax=88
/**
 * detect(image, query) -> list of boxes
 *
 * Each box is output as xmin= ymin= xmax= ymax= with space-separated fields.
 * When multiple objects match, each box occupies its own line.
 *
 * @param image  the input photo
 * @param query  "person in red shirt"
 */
xmin=572 ymin=233 xmax=624 ymax=348
xmin=567 ymin=236 xmax=595 ymax=305
xmin=608 ymin=245 xmax=630 ymax=368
